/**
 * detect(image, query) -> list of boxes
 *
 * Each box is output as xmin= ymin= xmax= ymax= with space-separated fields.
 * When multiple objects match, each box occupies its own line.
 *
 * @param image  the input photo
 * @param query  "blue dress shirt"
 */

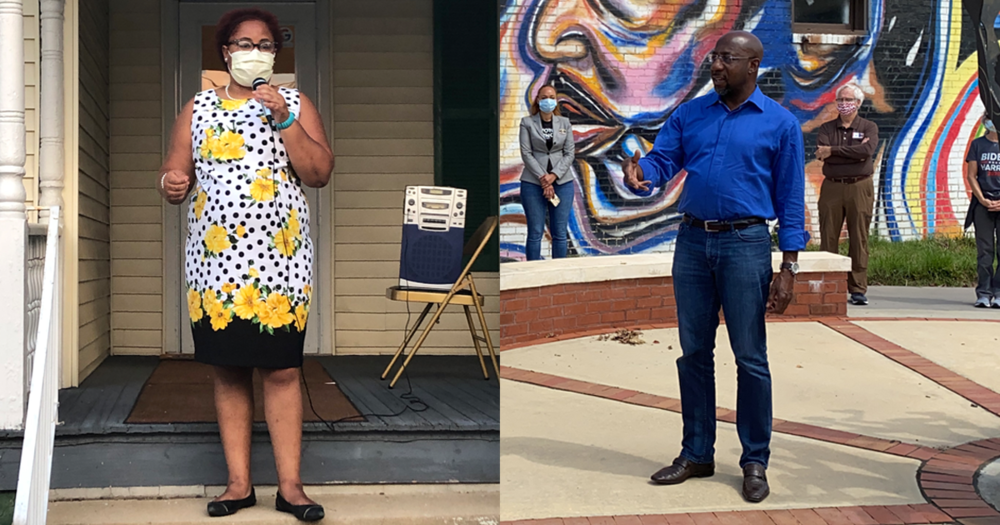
xmin=632 ymin=87 xmax=809 ymax=252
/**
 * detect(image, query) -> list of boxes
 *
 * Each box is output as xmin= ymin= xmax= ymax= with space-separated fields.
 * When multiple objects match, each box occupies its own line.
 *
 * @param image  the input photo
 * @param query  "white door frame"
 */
xmin=160 ymin=0 xmax=334 ymax=356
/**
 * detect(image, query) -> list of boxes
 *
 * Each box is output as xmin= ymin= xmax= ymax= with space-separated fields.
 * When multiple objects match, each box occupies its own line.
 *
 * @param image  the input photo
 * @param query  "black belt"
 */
xmin=682 ymin=215 xmax=765 ymax=232
xmin=826 ymin=174 xmax=871 ymax=184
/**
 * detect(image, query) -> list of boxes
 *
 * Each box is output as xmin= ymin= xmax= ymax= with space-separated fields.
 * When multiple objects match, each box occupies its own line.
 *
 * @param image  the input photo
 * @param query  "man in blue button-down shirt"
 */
xmin=623 ymin=31 xmax=809 ymax=504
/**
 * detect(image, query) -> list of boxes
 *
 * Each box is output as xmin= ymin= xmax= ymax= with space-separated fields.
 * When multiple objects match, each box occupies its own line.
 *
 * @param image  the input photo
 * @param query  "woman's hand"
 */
xmin=254 ymin=84 xmax=290 ymax=124
xmin=543 ymin=185 xmax=555 ymax=200
xmin=541 ymin=173 xmax=557 ymax=187
xmin=158 ymin=97 xmax=195 ymax=205
xmin=161 ymin=170 xmax=191 ymax=205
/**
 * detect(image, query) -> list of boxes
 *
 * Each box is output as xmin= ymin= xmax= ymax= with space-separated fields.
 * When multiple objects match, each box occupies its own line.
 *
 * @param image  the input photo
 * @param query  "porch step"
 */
xmin=46 ymin=484 xmax=498 ymax=525
xmin=0 ymin=356 xmax=499 ymax=489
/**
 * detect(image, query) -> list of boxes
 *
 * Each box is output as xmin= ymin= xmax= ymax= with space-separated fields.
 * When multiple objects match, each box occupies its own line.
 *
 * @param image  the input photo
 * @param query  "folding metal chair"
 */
xmin=382 ymin=216 xmax=499 ymax=388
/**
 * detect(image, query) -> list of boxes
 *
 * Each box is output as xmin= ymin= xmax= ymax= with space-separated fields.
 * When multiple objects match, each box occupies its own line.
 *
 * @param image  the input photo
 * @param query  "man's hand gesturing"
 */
xmin=161 ymin=170 xmax=192 ymax=205
xmin=623 ymin=151 xmax=650 ymax=191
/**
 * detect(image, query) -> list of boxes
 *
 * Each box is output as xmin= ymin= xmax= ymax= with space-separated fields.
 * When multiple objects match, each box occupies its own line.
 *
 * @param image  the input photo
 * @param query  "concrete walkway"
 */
xmin=46 ymin=484 xmax=498 ymax=525
xmin=499 ymin=292 xmax=1000 ymax=524
xmin=850 ymin=285 xmax=999 ymax=319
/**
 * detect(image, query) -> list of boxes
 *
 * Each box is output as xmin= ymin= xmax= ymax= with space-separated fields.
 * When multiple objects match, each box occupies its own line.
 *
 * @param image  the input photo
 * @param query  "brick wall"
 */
xmin=500 ymin=272 xmax=848 ymax=347
xmin=499 ymin=0 xmax=978 ymax=261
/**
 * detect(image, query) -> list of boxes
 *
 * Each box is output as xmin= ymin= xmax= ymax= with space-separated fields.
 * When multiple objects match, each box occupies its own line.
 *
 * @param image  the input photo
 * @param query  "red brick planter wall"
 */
xmin=500 ymin=272 xmax=848 ymax=347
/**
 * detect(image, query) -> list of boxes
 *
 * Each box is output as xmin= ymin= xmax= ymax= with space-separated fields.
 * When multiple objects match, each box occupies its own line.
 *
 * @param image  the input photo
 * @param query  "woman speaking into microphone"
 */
xmin=156 ymin=7 xmax=333 ymax=521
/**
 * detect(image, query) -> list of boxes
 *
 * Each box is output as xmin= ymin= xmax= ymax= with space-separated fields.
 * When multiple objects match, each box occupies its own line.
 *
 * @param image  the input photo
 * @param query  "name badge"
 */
xmin=853 ymin=132 xmax=865 ymax=140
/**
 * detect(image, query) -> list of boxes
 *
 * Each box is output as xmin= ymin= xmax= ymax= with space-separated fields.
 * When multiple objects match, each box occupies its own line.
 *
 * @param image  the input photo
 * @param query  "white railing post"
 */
xmin=38 ymin=0 xmax=65 ymax=225
xmin=0 ymin=0 xmax=28 ymax=430
xmin=13 ymin=207 xmax=60 ymax=525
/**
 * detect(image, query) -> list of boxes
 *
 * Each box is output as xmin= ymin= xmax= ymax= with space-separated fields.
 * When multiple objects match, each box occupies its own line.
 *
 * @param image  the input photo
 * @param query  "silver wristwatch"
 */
xmin=780 ymin=261 xmax=799 ymax=275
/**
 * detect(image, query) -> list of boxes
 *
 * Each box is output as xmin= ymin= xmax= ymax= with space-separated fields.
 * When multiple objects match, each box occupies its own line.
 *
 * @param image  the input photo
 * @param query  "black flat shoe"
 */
xmin=276 ymin=491 xmax=325 ymax=522
xmin=650 ymin=456 xmax=714 ymax=485
xmin=207 ymin=487 xmax=256 ymax=517
xmin=742 ymin=463 xmax=770 ymax=503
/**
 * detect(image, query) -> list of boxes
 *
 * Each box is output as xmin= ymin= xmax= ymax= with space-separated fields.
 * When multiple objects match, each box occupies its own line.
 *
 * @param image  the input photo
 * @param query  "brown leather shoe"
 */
xmin=650 ymin=456 xmax=714 ymax=485
xmin=742 ymin=463 xmax=769 ymax=502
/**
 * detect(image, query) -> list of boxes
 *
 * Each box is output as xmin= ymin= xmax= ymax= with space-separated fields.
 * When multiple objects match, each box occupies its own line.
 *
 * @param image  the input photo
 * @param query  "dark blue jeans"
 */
xmin=521 ymin=180 xmax=574 ymax=261
xmin=672 ymin=221 xmax=774 ymax=468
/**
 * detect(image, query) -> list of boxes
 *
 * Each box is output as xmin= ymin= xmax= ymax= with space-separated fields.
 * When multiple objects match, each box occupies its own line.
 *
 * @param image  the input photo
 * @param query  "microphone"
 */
xmin=252 ymin=78 xmax=275 ymax=128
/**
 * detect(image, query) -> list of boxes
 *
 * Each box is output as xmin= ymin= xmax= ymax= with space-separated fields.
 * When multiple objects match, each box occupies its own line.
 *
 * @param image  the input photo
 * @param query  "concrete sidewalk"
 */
xmin=850 ymin=285 xmax=999 ymax=319
xmin=500 ymin=292 xmax=1000 ymax=523
xmin=46 ymin=484 xmax=499 ymax=525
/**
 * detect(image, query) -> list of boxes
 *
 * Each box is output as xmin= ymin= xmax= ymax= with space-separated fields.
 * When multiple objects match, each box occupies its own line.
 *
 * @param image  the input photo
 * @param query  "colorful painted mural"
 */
xmin=499 ymin=0 xmax=990 ymax=261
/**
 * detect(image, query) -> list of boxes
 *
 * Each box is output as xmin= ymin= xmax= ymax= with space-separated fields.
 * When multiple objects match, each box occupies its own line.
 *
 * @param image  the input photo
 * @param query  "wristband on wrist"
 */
xmin=275 ymin=112 xmax=296 ymax=130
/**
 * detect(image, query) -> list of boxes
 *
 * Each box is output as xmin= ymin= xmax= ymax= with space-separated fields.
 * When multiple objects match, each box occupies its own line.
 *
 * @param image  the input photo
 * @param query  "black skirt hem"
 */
xmin=191 ymin=317 xmax=306 ymax=369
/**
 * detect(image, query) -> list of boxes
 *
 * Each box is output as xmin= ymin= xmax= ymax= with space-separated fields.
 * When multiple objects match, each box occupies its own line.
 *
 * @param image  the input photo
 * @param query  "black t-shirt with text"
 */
xmin=541 ymin=118 xmax=554 ymax=172
xmin=967 ymin=137 xmax=1000 ymax=198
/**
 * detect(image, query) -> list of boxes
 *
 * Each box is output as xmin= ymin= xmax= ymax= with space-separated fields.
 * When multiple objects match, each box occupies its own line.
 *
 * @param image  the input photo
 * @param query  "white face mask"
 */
xmin=227 ymin=49 xmax=275 ymax=88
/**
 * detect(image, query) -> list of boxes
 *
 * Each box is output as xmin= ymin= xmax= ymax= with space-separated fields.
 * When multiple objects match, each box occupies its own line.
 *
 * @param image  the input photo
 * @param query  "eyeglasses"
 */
xmin=836 ymin=98 xmax=858 ymax=103
xmin=706 ymin=53 xmax=752 ymax=65
xmin=229 ymin=38 xmax=276 ymax=54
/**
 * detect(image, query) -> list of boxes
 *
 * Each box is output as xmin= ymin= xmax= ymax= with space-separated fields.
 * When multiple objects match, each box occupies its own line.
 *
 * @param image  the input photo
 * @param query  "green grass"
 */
xmin=0 ymin=492 xmax=13 ymax=525
xmin=802 ymin=235 xmax=977 ymax=287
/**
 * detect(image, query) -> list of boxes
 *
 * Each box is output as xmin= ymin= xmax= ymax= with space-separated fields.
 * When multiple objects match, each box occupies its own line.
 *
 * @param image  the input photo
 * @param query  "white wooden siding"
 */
xmin=78 ymin=0 xmax=112 ymax=376
xmin=331 ymin=0 xmax=499 ymax=355
xmin=108 ymin=0 xmax=162 ymax=356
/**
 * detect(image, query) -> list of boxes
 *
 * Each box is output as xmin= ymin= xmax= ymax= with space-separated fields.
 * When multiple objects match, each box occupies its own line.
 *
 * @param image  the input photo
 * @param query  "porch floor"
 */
xmin=0 ymin=355 xmax=499 ymax=489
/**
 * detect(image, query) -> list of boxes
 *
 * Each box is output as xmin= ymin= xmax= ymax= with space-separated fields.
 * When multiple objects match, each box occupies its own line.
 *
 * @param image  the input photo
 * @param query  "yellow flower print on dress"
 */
xmin=209 ymin=303 xmax=234 ymax=331
xmin=288 ymin=209 xmax=301 ymax=240
xmin=199 ymin=128 xmax=216 ymax=159
xmin=216 ymin=98 xmax=247 ymax=111
xmin=202 ymin=289 xmax=221 ymax=313
xmin=233 ymin=284 xmax=261 ymax=320
xmin=271 ymin=228 xmax=299 ymax=257
xmin=236 ymin=225 xmax=246 ymax=238
xmin=249 ymin=267 xmax=259 ymax=279
xmin=187 ymin=288 xmax=203 ymax=323
xmin=256 ymin=292 xmax=296 ymax=332
xmin=221 ymin=282 xmax=237 ymax=294
xmin=249 ymin=178 xmax=275 ymax=202
xmin=217 ymin=130 xmax=245 ymax=160
xmin=270 ymin=208 xmax=303 ymax=257
xmin=193 ymin=190 xmax=208 ymax=220
xmin=245 ymin=169 xmax=277 ymax=203
xmin=203 ymin=224 xmax=236 ymax=257
xmin=294 ymin=303 xmax=308 ymax=332
xmin=199 ymin=124 xmax=246 ymax=162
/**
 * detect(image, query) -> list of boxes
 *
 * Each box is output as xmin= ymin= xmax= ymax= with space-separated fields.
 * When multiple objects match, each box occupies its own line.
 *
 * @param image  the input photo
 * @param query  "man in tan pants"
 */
xmin=816 ymin=84 xmax=879 ymax=305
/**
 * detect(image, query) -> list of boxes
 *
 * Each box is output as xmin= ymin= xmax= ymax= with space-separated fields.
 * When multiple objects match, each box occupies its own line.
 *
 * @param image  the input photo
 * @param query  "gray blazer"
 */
xmin=519 ymin=114 xmax=574 ymax=185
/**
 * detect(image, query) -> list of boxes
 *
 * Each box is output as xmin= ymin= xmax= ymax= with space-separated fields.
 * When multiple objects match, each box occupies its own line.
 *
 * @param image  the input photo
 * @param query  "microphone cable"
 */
xmin=257 ymin=85 xmax=428 ymax=434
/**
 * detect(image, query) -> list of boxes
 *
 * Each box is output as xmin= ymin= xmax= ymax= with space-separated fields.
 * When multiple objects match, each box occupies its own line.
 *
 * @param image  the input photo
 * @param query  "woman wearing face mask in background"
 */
xmin=519 ymin=85 xmax=575 ymax=260
xmin=964 ymin=114 xmax=1000 ymax=308
xmin=156 ymin=7 xmax=334 ymax=521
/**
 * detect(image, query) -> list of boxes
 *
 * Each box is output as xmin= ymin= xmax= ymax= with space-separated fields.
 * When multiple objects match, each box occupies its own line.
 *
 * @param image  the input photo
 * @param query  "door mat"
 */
xmin=125 ymin=358 xmax=364 ymax=424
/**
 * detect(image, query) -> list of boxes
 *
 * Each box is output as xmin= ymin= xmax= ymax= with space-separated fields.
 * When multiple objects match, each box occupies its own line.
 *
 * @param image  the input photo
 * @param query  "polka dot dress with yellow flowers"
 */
xmin=185 ymin=87 xmax=313 ymax=369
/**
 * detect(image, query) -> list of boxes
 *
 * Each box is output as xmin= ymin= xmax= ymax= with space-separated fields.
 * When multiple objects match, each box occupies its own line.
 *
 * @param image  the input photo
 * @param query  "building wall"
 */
xmin=78 ymin=0 xmax=112 ymax=377
xmin=108 ymin=0 xmax=163 ymax=356
xmin=499 ymin=0 xmax=980 ymax=259
xmin=331 ymin=0 xmax=499 ymax=354
xmin=97 ymin=0 xmax=497 ymax=357
xmin=23 ymin=0 xmax=39 ymax=211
